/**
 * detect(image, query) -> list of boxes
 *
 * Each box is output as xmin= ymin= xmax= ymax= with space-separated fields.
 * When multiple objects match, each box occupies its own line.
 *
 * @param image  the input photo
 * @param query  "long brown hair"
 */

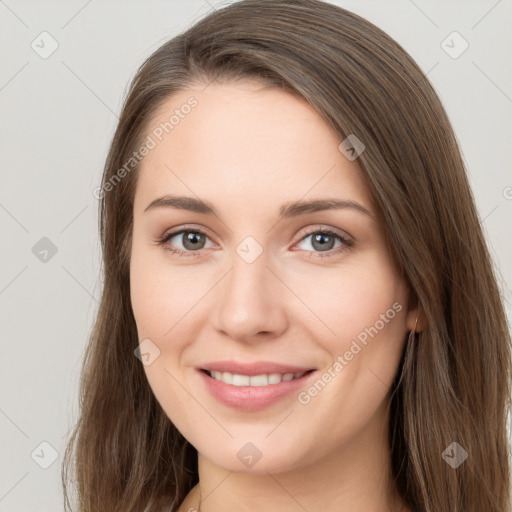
xmin=61 ymin=1 xmax=512 ymax=510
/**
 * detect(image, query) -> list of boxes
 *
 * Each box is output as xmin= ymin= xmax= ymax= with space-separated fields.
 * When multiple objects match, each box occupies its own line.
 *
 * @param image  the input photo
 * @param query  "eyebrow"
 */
xmin=143 ymin=194 xmax=373 ymax=219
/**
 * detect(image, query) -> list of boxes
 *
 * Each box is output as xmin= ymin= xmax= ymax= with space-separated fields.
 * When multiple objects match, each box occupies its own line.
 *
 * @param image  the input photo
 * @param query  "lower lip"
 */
xmin=198 ymin=370 xmax=316 ymax=411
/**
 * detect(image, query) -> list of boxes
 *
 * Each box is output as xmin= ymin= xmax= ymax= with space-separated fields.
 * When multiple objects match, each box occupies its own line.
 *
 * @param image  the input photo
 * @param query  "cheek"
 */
xmin=129 ymin=246 xmax=202 ymax=427
xmin=294 ymin=255 xmax=405 ymax=349
xmin=129 ymin=244 xmax=200 ymax=342
xmin=290 ymin=262 xmax=407 ymax=454
xmin=130 ymin=263 xmax=169 ymax=340
xmin=302 ymin=259 xmax=407 ymax=411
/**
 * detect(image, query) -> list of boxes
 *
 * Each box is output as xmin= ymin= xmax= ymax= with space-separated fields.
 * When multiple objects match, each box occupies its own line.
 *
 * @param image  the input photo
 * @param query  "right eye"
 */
xmin=156 ymin=228 xmax=216 ymax=258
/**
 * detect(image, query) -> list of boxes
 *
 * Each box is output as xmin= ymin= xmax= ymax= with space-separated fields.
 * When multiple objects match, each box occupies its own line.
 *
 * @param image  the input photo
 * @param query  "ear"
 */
xmin=405 ymin=294 xmax=426 ymax=333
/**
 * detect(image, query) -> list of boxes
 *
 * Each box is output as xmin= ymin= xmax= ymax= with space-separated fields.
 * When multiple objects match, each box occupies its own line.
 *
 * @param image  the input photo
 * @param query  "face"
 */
xmin=130 ymin=80 xmax=416 ymax=474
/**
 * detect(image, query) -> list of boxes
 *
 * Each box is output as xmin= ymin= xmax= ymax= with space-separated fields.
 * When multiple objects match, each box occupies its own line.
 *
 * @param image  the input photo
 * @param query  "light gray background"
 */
xmin=1 ymin=1 xmax=511 ymax=510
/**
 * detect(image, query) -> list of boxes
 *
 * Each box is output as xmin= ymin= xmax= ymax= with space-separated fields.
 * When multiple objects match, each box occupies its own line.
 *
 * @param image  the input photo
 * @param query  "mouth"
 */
xmin=200 ymin=368 xmax=316 ymax=387
xmin=197 ymin=365 xmax=318 ymax=411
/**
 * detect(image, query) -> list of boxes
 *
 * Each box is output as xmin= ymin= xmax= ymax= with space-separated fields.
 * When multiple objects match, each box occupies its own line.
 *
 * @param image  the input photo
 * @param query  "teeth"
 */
xmin=209 ymin=370 xmax=306 ymax=386
xmin=249 ymin=374 xmax=268 ymax=386
xmin=232 ymin=374 xmax=250 ymax=386
xmin=268 ymin=373 xmax=282 ymax=384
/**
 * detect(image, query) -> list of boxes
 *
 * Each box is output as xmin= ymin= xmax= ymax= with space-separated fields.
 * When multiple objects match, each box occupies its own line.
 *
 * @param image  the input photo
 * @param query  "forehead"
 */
xmin=134 ymin=81 xmax=374 ymax=216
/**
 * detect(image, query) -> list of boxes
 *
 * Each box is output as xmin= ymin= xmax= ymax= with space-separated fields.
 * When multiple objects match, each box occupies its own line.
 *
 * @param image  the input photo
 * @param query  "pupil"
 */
xmin=313 ymin=233 xmax=333 ymax=251
xmin=184 ymin=231 xmax=204 ymax=250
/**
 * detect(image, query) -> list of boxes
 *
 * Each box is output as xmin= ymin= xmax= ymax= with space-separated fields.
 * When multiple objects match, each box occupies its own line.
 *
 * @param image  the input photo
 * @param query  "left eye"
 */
xmin=157 ymin=228 xmax=352 ymax=259
xmin=295 ymin=229 xmax=349 ymax=255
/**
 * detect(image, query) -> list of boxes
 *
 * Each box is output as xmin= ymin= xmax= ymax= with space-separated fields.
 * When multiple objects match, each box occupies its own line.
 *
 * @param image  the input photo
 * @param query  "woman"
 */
xmin=62 ymin=1 xmax=511 ymax=511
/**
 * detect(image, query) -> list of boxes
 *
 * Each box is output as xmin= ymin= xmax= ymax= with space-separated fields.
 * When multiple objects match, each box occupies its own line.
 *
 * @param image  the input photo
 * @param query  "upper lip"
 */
xmin=199 ymin=360 xmax=316 ymax=376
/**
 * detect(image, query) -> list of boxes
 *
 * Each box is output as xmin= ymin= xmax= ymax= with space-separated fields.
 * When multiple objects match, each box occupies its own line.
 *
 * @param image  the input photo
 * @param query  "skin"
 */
xmin=130 ymin=80 xmax=419 ymax=512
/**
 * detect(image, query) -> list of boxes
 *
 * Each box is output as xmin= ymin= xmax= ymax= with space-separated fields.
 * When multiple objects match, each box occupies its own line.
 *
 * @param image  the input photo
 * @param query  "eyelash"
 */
xmin=155 ymin=226 xmax=353 ymax=259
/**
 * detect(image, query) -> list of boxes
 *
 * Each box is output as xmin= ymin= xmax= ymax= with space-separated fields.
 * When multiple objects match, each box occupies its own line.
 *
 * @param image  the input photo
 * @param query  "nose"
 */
xmin=212 ymin=248 xmax=288 ymax=343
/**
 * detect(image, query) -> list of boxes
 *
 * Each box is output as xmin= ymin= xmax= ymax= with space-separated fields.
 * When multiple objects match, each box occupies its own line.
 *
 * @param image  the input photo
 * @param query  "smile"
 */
xmin=206 ymin=370 xmax=310 ymax=386
xmin=198 ymin=368 xmax=317 ymax=411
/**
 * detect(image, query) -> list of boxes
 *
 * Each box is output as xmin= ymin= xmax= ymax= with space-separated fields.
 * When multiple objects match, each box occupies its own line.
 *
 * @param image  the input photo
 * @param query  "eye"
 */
xmin=156 ymin=227 xmax=216 ymax=258
xmin=156 ymin=226 xmax=353 ymax=259
xmin=293 ymin=227 xmax=353 ymax=259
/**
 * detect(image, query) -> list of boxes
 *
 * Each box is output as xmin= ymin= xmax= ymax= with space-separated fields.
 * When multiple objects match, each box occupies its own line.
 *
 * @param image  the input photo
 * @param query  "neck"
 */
xmin=186 ymin=399 xmax=407 ymax=512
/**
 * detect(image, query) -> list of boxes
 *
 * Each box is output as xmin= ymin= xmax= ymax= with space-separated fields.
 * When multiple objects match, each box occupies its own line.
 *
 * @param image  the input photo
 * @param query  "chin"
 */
xmin=195 ymin=435 xmax=313 ymax=475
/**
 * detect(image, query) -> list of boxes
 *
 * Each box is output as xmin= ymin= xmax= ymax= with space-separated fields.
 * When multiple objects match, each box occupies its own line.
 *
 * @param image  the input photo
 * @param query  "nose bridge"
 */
xmin=226 ymin=240 xmax=272 ymax=316
xmin=213 ymin=235 xmax=286 ymax=340
xmin=228 ymin=231 xmax=271 ymax=292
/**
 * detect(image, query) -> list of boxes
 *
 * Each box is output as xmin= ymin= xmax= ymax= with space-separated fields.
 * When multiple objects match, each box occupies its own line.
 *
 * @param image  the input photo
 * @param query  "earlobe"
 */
xmin=407 ymin=305 xmax=425 ymax=334
xmin=411 ymin=311 xmax=418 ymax=334
xmin=405 ymin=290 xmax=425 ymax=333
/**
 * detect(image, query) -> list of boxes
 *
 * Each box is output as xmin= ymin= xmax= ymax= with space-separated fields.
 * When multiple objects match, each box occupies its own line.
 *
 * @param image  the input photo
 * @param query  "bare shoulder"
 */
xmin=175 ymin=483 xmax=200 ymax=512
